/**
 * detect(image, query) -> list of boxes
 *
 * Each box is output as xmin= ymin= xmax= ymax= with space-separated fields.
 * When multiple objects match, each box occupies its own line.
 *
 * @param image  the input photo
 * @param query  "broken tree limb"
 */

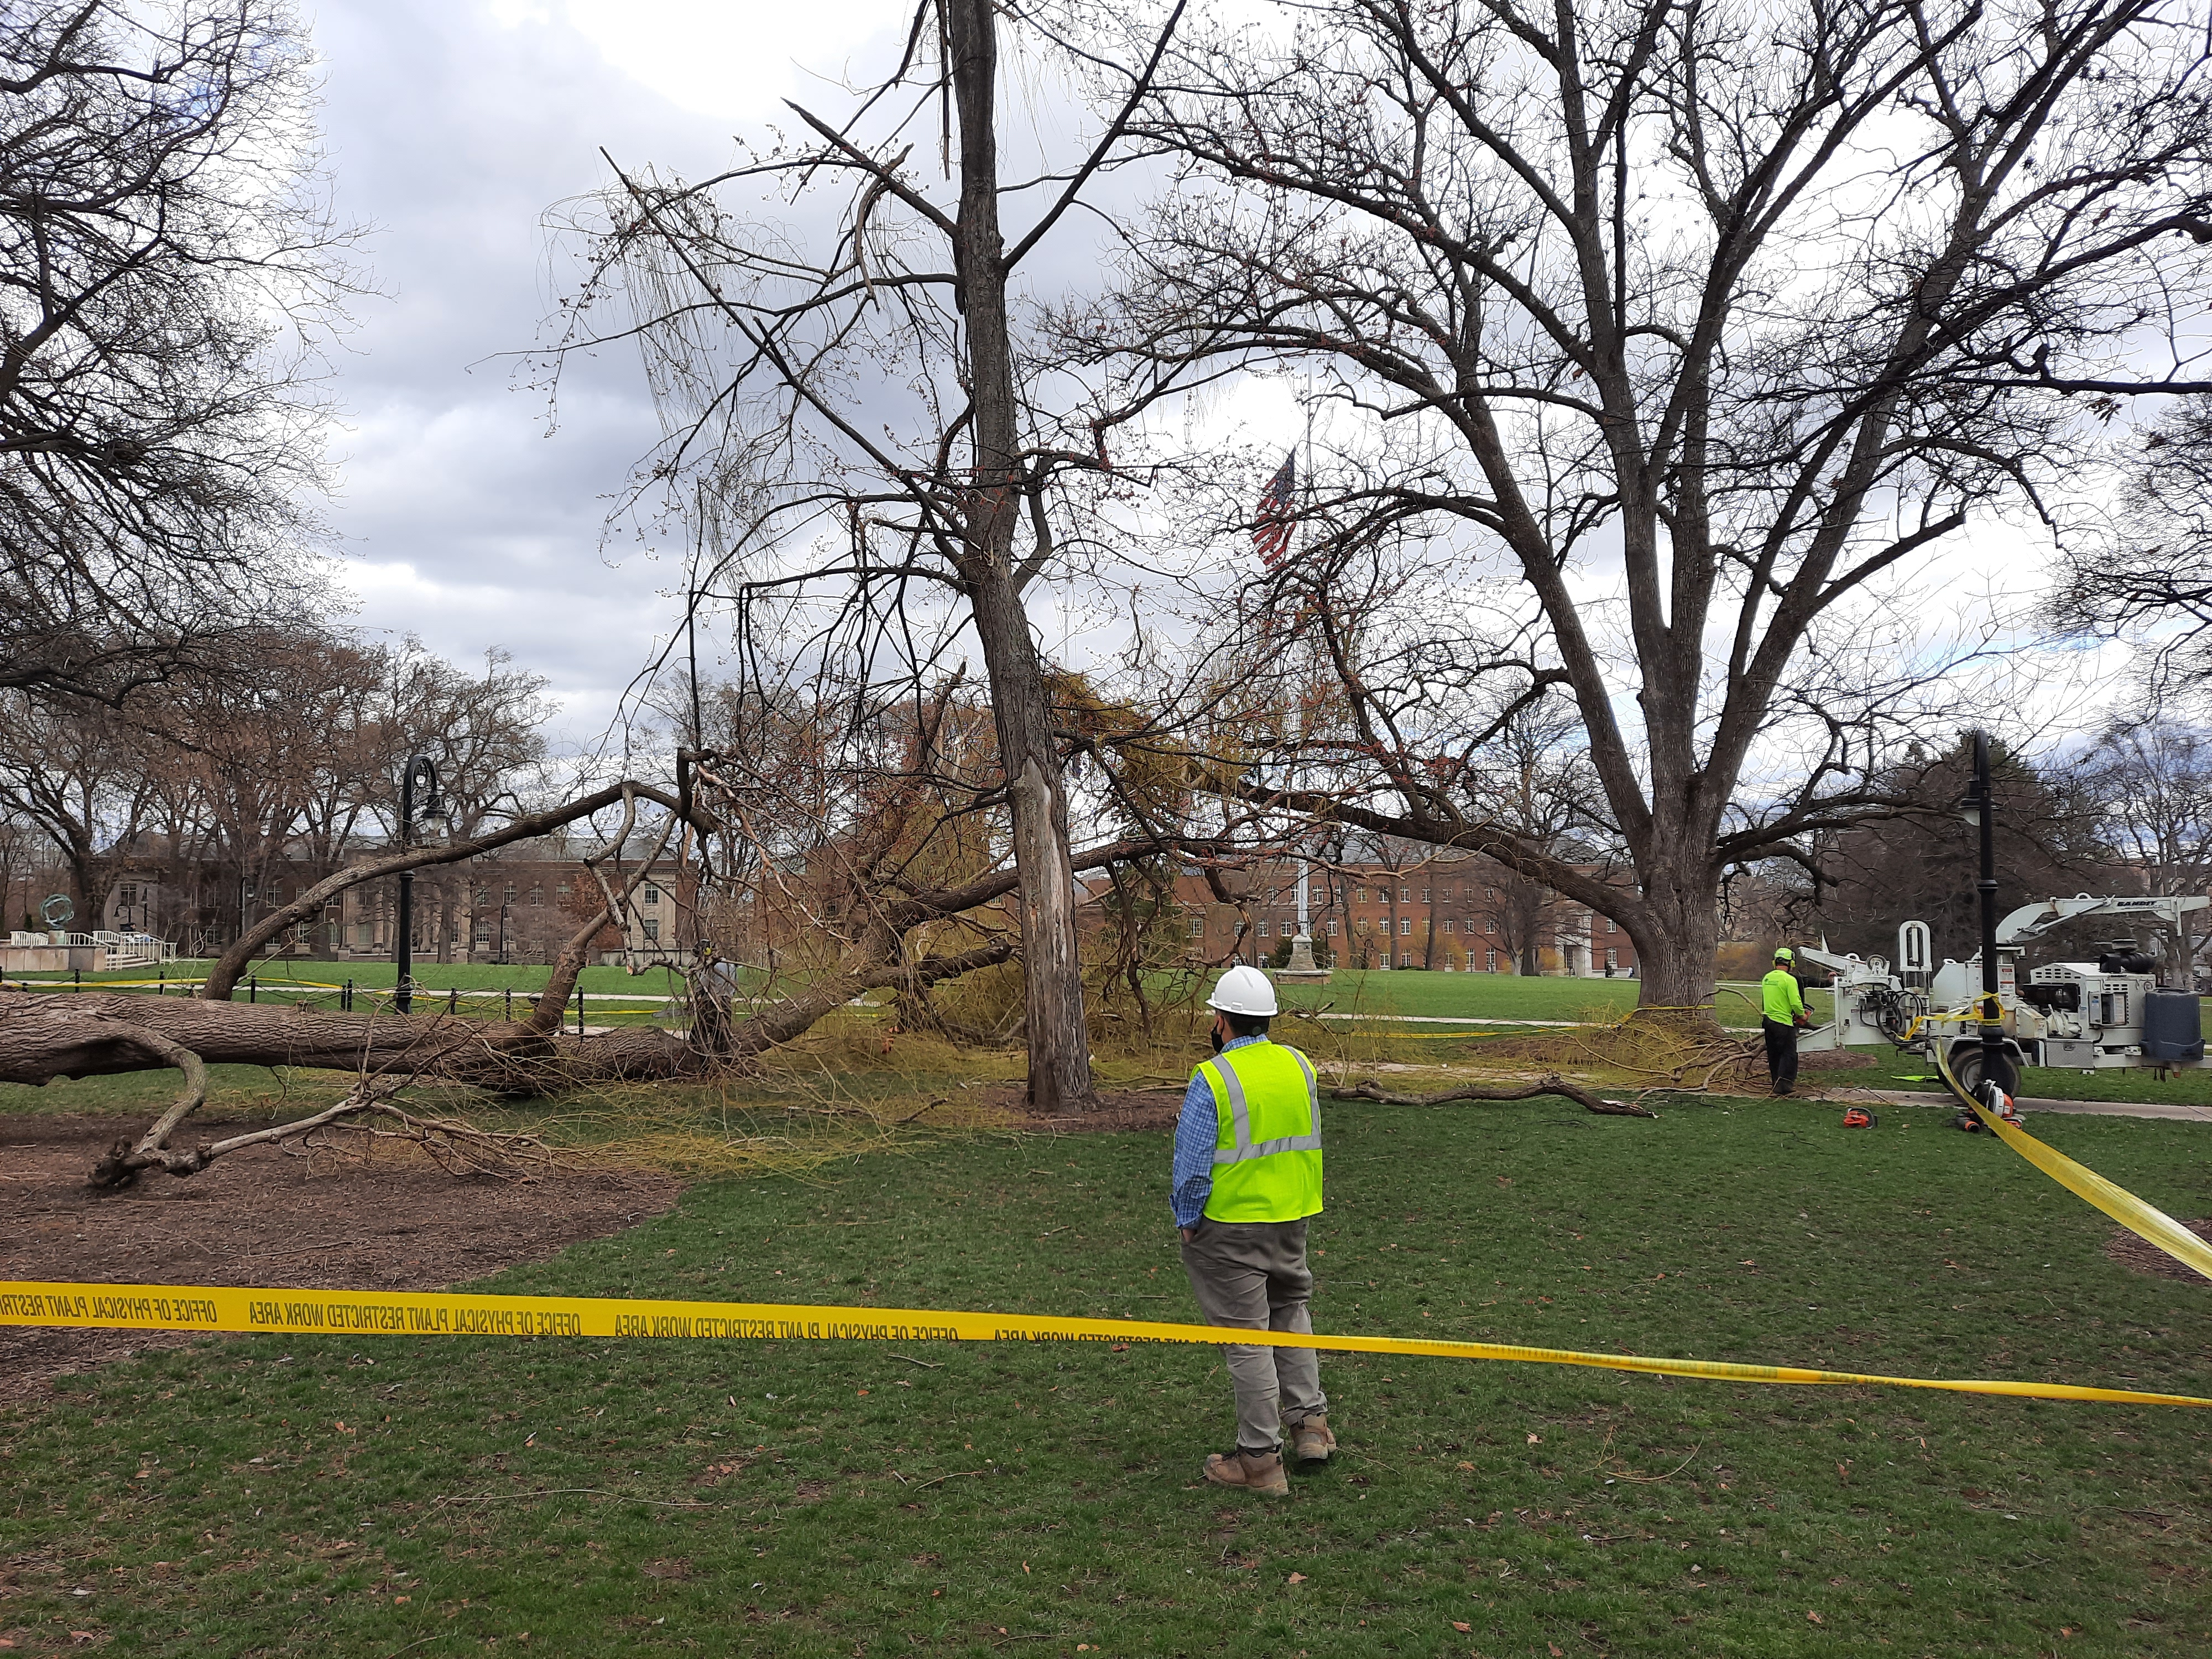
xmin=1332 ymin=1074 xmax=1657 ymax=1118
xmin=87 ymin=1088 xmax=565 ymax=1190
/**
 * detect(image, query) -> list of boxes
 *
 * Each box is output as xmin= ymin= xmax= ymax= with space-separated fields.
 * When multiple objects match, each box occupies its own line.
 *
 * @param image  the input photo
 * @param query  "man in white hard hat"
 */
xmin=1169 ymin=963 xmax=1334 ymax=1496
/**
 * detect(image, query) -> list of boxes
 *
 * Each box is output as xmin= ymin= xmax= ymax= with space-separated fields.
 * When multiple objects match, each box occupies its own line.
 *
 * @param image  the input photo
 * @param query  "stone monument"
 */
xmin=1276 ymin=927 xmax=1331 ymax=984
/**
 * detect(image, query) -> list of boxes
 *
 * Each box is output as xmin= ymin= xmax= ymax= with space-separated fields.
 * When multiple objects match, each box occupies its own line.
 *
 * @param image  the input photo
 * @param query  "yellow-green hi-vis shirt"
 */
xmin=1193 ymin=1039 xmax=1324 ymax=1223
xmin=1761 ymin=967 xmax=1807 ymax=1024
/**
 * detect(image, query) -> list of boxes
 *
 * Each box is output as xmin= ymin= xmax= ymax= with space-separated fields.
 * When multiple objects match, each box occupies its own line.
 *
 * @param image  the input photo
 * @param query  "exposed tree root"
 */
xmin=1332 ymin=1073 xmax=1657 ymax=1118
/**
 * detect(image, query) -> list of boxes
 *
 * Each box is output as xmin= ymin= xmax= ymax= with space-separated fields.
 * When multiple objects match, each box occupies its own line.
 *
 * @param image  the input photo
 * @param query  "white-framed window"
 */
xmin=1606 ymin=948 xmax=1618 ymax=969
xmin=504 ymin=883 xmax=517 ymax=904
xmin=1485 ymin=886 xmax=1496 ymax=900
xmin=1258 ymin=919 xmax=1270 ymax=937
xmin=1484 ymin=917 xmax=1495 ymax=934
xmin=1421 ymin=888 xmax=1430 ymax=901
xmin=1326 ymin=918 xmax=1338 ymax=935
xmin=1486 ymin=950 xmax=1498 ymax=971
xmin=1399 ymin=886 xmax=1410 ymax=901
xmin=1442 ymin=919 xmax=1455 ymax=932
xmin=1400 ymin=951 xmax=1412 ymax=966
xmin=1399 ymin=917 xmax=1412 ymax=935
xmin=1188 ymin=916 xmax=1203 ymax=938
xmin=1605 ymin=917 xmax=1616 ymax=934
xmin=643 ymin=885 xmax=661 ymax=906
xmin=643 ymin=917 xmax=660 ymax=942
xmin=529 ymin=885 xmax=543 ymax=906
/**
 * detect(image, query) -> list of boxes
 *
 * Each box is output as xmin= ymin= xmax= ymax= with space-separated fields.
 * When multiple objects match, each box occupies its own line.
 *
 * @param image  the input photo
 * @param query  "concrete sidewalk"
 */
xmin=1827 ymin=1087 xmax=2212 ymax=1124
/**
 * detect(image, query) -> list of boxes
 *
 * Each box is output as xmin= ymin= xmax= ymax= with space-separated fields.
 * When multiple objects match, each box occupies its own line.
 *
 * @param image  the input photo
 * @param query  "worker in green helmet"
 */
xmin=1761 ymin=947 xmax=1812 ymax=1095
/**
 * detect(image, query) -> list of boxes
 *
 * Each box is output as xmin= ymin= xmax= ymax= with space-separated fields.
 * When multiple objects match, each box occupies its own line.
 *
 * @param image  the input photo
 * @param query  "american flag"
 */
xmin=1253 ymin=450 xmax=1296 ymax=568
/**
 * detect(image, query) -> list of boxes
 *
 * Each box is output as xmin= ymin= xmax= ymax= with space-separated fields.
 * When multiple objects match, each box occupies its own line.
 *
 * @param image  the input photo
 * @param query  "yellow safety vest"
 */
xmin=1193 ymin=1039 xmax=1324 ymax=1223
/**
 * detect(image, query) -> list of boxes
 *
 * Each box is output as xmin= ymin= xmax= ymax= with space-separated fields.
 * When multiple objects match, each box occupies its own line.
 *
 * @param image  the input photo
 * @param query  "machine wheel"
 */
xmin=1950 ymin=1044 xmax=2020 ymax=1102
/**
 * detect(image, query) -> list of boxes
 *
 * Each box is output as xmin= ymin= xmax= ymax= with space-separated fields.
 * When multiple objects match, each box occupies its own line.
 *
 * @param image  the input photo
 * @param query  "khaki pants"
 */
xmin=1180 ymin=1217 xmax=1327 ymax=1453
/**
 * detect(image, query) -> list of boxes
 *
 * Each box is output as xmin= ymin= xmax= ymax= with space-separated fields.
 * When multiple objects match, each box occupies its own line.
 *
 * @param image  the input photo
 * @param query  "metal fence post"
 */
xmin=576 ymin=984 xmax=585 ymax=1036
xmin=249 ymin=975 xmax=257 ymax=1004
xmin=447 ymin=985 xmax=458 ymax=1015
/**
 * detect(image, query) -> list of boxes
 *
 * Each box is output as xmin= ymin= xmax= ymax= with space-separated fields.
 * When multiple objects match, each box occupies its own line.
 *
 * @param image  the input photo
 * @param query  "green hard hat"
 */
xmin=1773 ymin=947 xmax=1794 ymax=961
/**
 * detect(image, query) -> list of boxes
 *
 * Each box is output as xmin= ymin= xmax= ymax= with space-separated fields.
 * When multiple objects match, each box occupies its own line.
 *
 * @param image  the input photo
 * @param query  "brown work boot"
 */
xmin=1202 ymin=1448 xmax=1288 ymax=1496
xmin=1288 ymin=1414 xmax=1337 ymax=1463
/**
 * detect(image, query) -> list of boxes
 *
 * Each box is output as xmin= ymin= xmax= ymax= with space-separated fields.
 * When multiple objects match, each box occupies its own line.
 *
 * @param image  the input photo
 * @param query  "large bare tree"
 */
xmin=1067 ymin=0 xmax=2212 ymax=1010
xmin=0 ymin=0 xmax=356 ymax=707
xmin=534 ymin=0 xmax=1191 ymax=1109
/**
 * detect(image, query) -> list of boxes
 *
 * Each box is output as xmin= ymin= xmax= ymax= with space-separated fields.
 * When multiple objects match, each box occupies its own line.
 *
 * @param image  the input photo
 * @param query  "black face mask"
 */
xmin=1208 ymin=1024 xmax=1226 ymax=1055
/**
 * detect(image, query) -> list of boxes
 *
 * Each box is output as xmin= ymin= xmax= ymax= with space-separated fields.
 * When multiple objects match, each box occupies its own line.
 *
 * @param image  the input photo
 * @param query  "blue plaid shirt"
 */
xmin=1170 ymin=1035 xmax=1266 ymax=1228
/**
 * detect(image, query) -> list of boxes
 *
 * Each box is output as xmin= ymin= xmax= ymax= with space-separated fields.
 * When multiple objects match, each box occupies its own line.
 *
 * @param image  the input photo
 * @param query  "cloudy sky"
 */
xmin=308 ymin=0 xmax=916 ymax=749
xmin=302 ymin=0 xmax=2141 ymax=770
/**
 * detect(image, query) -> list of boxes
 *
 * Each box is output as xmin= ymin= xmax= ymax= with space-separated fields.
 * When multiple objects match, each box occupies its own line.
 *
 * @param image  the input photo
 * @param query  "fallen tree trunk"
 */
xmin=3 ymin=937 xmax=1016 ymax=1096
xmin=1333 ymin=1074 xmax=1657 ymax=1118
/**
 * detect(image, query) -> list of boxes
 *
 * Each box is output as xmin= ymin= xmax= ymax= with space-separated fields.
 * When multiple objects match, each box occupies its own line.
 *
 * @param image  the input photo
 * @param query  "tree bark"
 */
xmin=947 ymin=0 xmax=1095 ymax=1112
xmin=1333 ymin=1075 xmax=1655 ymax=1118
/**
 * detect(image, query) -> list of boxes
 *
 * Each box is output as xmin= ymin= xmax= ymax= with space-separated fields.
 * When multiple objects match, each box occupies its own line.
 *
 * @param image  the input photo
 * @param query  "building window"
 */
xmin=504 ymin=883 xmax=517 ymax=904
xmin=1606 ymin=948 xmax=1618 ymax=969
xmin=1258 ymin=920 xmax=1270 ymax=938
xmin=1438 ymin=885 xmax=1452 ymax=901
xmin=1486 ymin=950 xmax=1498 ymax=971
xmin=1188 ymin=916 xmax=1203 ymax=938
xmin=1485 ymin=886 xmax=1496 ymax=900
xmin=1442 ymin=919 xmax=1455 ymax=932
xmin=1354 ymin=917 xmax=1368 ymax=933
xmin=1606 ymin=917 xmax=1616 ymax=933
xmin=1484 ymin=917 xmax=1495 ymax=934
xmin=1398 ymin=886 xmax=1409 ymax=901
xmin=1421 ymin=888 xmax=1430 ymax=902
xmin=473 ymin=920 xmax=492 ymax=942
xmin=1399 ymin=917 xmax=1411 ymax=935
xmin=644 ymin=885 xmax=661 ymax=906
xmin=118 ymin=883 xmax=138 ymax=907
xmin=643 ymin=917 xmax=660 ymax=942
xmin=1400 ymin=951 xmax=1412 ymax=967
xmin=1325 ymin=918 xmax=1338 ymax=935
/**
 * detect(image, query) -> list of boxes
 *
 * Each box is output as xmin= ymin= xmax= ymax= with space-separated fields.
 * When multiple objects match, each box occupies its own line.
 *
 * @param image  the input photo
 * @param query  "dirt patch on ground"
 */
xmin=2104 ymin=1218 xmax=2212 ymax=1284
xmin=0 ymin=1113 xmax=680 ymax=1404
xmin=985 ymin=1084 xmax=1186 ymax=1134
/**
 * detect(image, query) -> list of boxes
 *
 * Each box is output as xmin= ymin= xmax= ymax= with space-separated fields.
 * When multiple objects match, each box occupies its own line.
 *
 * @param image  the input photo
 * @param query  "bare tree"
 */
xmin=2051 ymin=394 xmax=2212 ymax=710
xmin=0 ymin=1 xmax=357 ymax=706
xmin=533 ymin=0 xmax=1194 ymax=1110
xmin=2080 ymin=714 xmax=2212 ymax=981
xmin=1068 ymin=0 xmax=2212 ymax=1013
xmin=0 ymin=690 xmax=154 ymax=924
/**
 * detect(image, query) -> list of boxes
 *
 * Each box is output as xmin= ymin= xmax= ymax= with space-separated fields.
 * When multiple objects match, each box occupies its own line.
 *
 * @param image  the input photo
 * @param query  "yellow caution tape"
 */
xmin=1931 ymin=1046 xmax=2212 ymax=1284
xmin=3 ymin=1279 xmax=2204 ymax=1408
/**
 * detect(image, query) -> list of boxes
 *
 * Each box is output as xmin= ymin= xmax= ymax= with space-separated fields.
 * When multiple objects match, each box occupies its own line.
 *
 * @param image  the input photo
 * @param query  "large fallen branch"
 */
xmin=1333 ymin=1074 xmax=1657 ymax=1118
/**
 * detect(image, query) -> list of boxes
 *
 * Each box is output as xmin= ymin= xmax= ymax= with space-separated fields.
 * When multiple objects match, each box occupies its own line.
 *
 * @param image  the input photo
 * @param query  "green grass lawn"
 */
xmin=7 ymin=1094 xmax=2209 ymax=1656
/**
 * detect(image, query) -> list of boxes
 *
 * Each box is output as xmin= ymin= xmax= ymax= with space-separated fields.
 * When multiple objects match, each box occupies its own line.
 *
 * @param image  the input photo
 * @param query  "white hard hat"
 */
xmin=1207 ymin=964 xmax=1279 ymax=1016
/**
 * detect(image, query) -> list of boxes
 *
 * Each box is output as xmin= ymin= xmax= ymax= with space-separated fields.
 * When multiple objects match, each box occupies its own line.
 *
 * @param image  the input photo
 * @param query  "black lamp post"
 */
xmin=395 ymin=755 xmax=440 ymax=1015
xmin=1957 ymin=730 xmax=2003 ymax=1093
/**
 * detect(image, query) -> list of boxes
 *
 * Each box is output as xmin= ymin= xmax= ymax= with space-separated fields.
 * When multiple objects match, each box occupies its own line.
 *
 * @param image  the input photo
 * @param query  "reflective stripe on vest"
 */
xmin=1194 ymin=1039 xmax=1325 ymax=1225
xmin=1206 ymin=1045 xmax=1323 ymax=1165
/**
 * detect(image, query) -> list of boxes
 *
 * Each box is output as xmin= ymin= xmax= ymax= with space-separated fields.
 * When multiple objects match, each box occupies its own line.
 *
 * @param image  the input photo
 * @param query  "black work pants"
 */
xmin=1762 ymin=1018 xmax=1799 ymax=1093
